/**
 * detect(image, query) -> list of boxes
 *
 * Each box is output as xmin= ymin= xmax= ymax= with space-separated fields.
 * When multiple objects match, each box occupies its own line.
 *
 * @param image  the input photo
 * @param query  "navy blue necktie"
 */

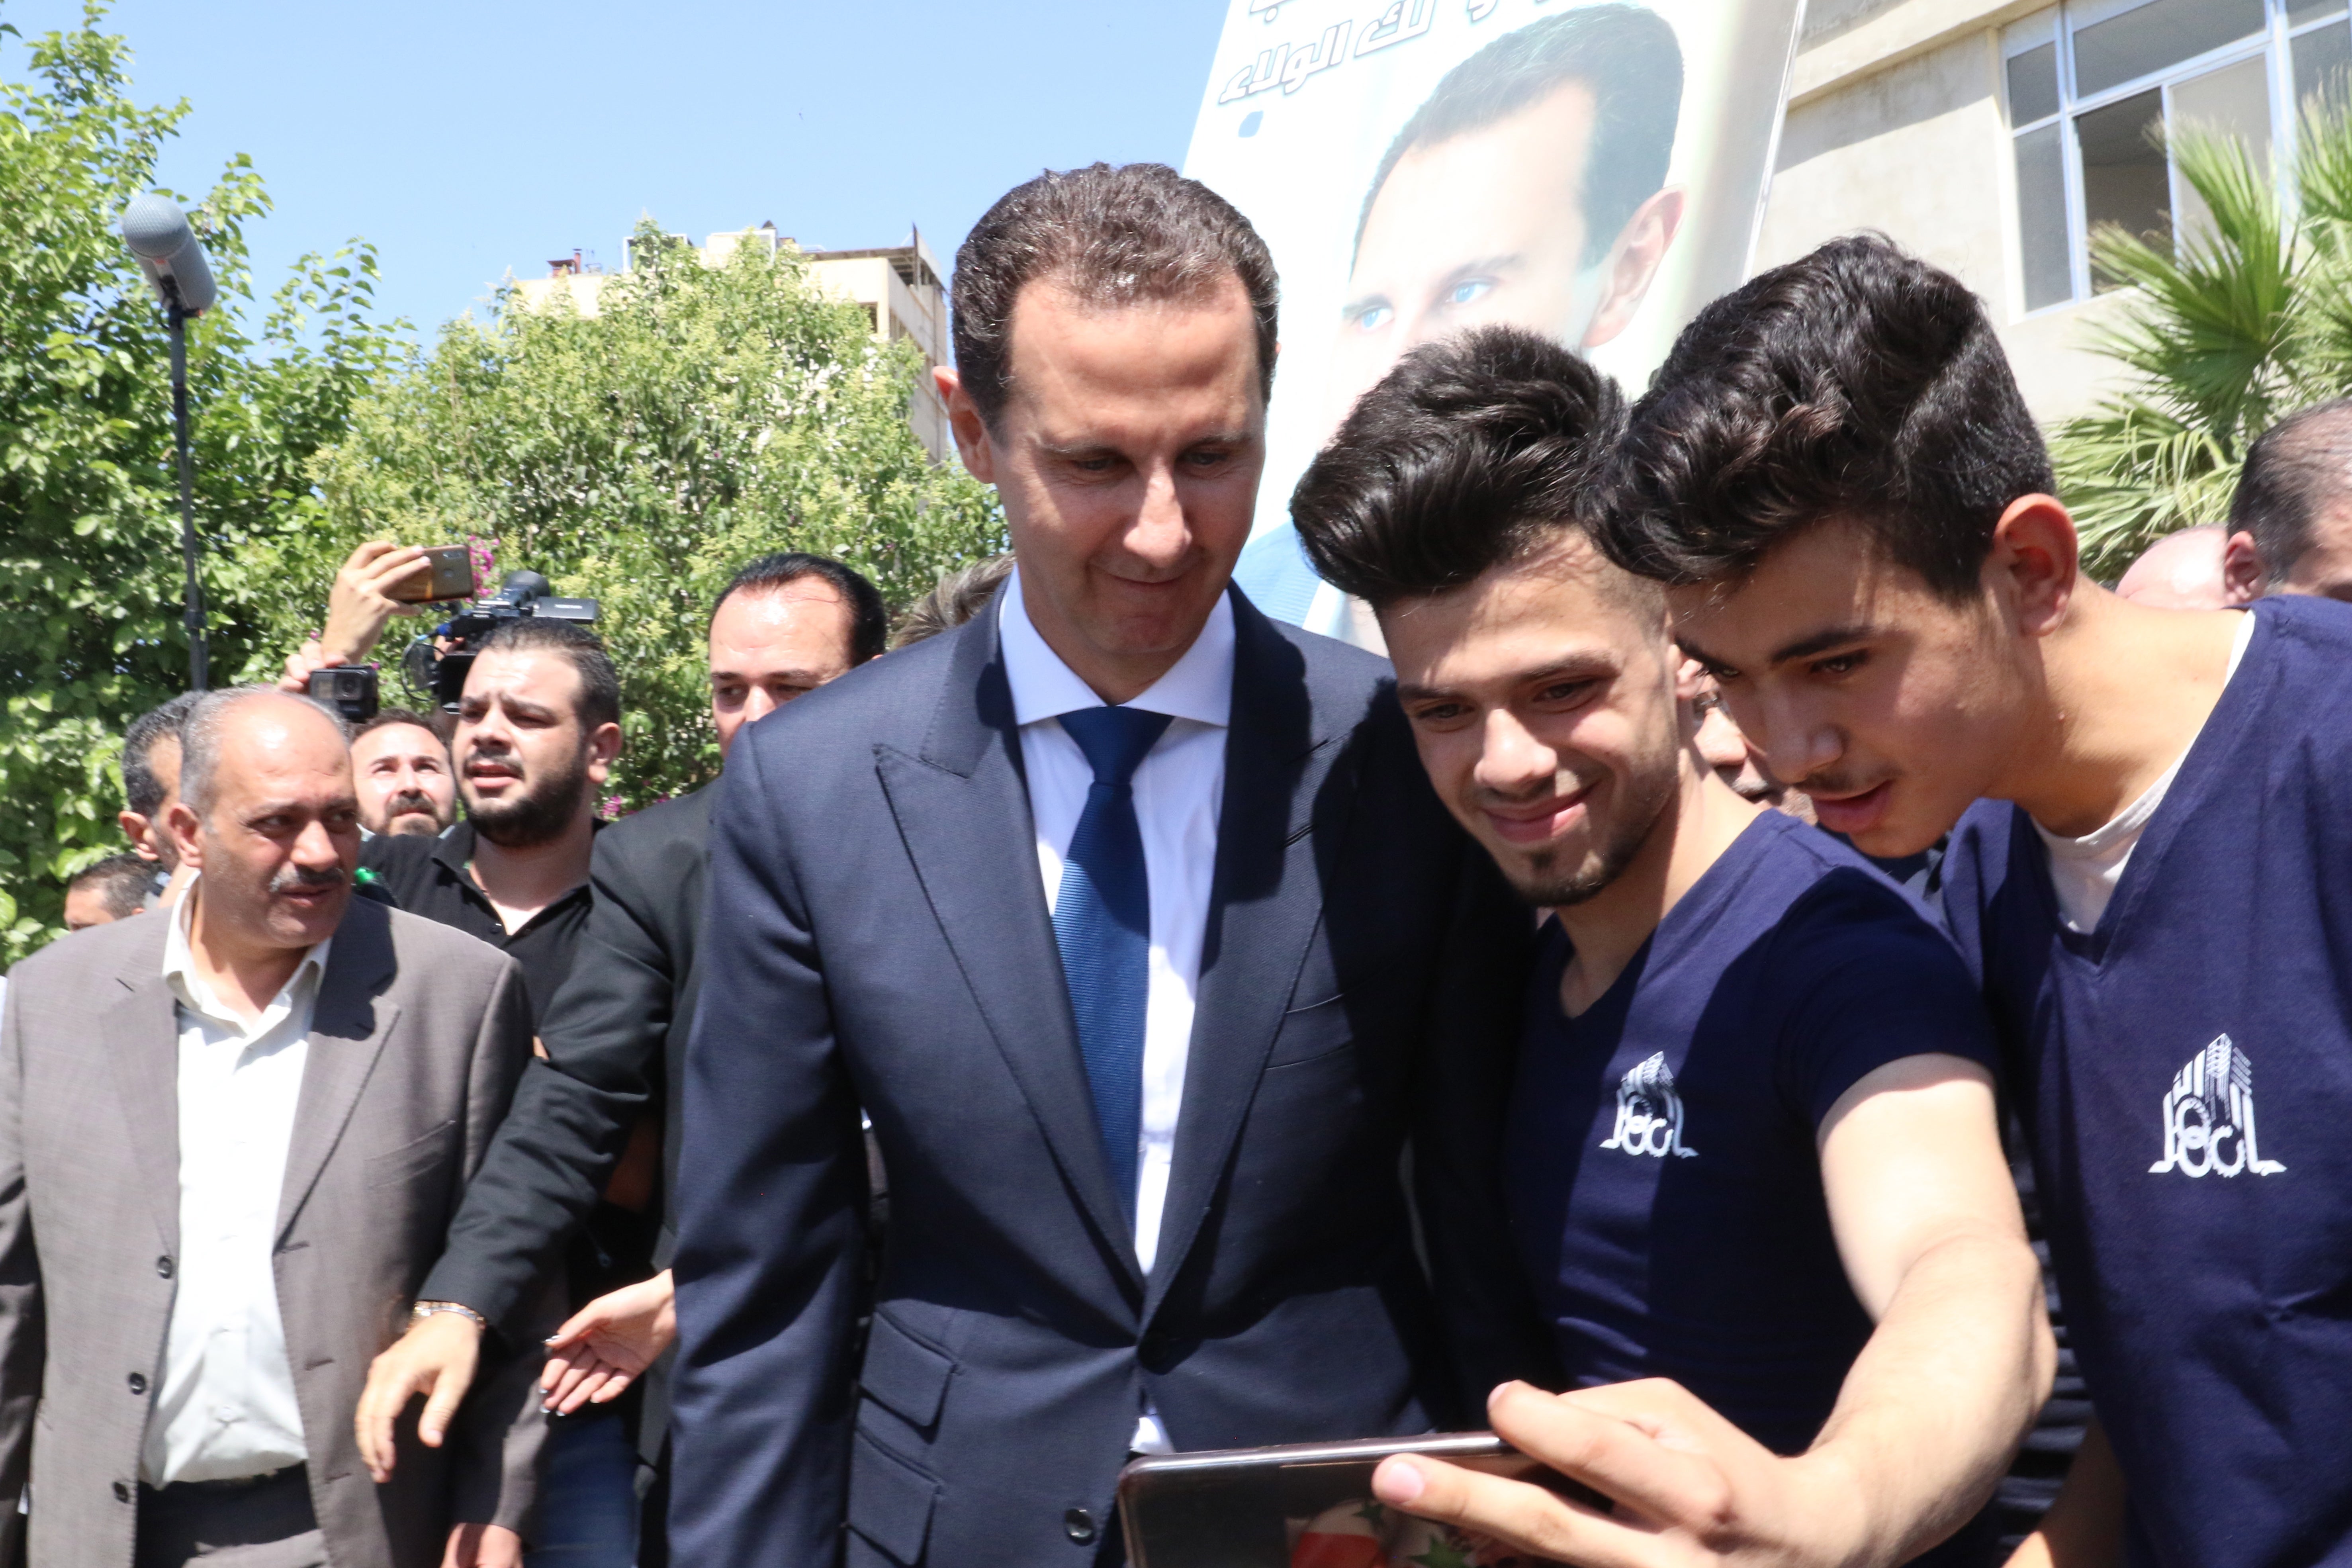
xmin=1051 ymin=704 xmax=1174 ymax=1228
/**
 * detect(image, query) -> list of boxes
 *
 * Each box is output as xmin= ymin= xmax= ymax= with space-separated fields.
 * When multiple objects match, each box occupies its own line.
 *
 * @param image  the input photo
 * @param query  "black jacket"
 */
xmin=419 ymin=788 xmax=710 ymax=1369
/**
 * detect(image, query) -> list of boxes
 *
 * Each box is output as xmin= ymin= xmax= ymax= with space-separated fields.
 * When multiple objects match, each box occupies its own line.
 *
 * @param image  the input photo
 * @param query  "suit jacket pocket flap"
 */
xmin=848 ymin=1428 xmax=939 ymax=1565
xmin=366 ymin=1118 xmax=457 ymax=1189
xmin=858 ymin=1311 xmax=954 ymax=1429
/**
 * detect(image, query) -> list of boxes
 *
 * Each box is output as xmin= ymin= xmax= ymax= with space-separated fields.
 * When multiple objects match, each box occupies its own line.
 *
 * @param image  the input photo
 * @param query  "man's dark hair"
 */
xmin=474 ymin=619 xmax=621 ymax=732
xmin=710 ymin=552 xmax=888 ymax=666
xmin=892 ymin=554 xmax=1015 ymax=649
xmin=121 ymin=691 xmax=200 ymax=819
xmin=2229 ymin=398 xmax=2352 ymax=586
xmin=1290 ymin=325 xmax=1626 ymax=608
xmin=354 ymin=705 xmax=452 ymax=747
xmin=1356 ymin=5 xmax=1683 ymax=270
xmin=1603 ymin=234 xmax=2055 ymax=601
xmin=68 ymin=852 xmax=152 ymax=921
xmin=952 ymin=162 xmax=1278 ymax=429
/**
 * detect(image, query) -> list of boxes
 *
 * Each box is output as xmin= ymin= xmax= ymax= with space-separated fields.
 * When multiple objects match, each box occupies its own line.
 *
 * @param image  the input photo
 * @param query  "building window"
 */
xmin=2004 ymin=0 xmax=2351 ymax=311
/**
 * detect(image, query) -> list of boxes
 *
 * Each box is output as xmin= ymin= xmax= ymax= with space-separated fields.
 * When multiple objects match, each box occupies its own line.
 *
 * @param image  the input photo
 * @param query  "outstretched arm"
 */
xmin=276 ymin=541 xmax=432 ymax=691
xmin=1376 ymin=1055 xmax=2051 ymax=1568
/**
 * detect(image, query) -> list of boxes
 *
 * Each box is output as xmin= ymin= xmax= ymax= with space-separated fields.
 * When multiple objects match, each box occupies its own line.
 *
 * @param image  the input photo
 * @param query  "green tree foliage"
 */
xmin=255 ymin=225 xmax=1006 ymax=811
xmin=2052 ymin=100 xmax=2352 ymax=577
xmin=0 ymin=0 xmax=403 ymax=960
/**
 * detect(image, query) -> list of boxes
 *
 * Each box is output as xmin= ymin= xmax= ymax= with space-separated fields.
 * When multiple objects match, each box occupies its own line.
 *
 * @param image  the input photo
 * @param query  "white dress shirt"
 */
xmin=141 ymin=886 xmax=328 ymax=1486
xmin=1000 ymin=575 xmax=1232 ymax=1453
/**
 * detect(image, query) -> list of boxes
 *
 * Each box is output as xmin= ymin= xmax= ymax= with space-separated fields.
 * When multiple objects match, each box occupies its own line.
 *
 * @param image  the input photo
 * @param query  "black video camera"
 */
xmin=306 ymin=664 xmax=381 ymax=725
xmin=401 ymin=570 xmax=601 ymax=712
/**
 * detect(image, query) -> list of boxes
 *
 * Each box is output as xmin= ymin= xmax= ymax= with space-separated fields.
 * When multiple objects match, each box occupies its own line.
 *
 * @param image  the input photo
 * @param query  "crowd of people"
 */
xmin=2 ymin=159 xmax=2348 ymax=1568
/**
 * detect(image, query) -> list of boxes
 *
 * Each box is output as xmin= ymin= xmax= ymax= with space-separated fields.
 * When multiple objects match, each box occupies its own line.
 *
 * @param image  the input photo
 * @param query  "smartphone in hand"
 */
xmin=1117 ymin=1431 xmax=1599 ymax=1567
xmin=389 ymin=545 xmax=477 ymax=603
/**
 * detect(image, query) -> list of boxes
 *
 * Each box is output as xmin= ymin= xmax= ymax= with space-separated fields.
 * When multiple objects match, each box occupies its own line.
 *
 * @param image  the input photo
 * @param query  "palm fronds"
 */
xmin=2051 ymin=98 xmax=2352 ymax=577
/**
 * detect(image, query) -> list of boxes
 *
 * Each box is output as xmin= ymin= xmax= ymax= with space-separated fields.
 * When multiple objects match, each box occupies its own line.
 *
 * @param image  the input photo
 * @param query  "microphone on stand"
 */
xmin=120 ymin=193 xmax=216 ymax=690
xmin=120 ymin=193 xmax=218 ymax=317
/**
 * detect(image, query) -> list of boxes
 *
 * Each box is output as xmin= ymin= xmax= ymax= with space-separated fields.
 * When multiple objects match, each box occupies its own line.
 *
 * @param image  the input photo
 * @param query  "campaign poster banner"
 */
xmin=1185 ymin=0 xmax=1805 ymax=640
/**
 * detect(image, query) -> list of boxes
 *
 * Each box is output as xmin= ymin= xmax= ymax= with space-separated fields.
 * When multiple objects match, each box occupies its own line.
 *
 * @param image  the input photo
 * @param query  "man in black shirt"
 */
xmin=358 ymin=619 xmax=620 ymax=1022
xmin=355 ymin=554 xmax=885 ymax=1566
xmin=348 ymin=615 xmax=627 ymax=1564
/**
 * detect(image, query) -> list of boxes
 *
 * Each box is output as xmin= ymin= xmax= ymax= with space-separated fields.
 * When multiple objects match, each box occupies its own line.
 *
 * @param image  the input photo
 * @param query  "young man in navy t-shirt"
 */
xmin=1600 ymin=233 xmax=2352 ymax=1568
xmin=1288 ymin=325 xmax=2053 ymax=1567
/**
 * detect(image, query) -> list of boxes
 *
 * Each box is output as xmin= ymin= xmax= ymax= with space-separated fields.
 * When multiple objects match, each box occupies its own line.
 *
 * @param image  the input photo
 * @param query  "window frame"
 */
xmin=2002 ymin=0 xmax=2350 ymax=315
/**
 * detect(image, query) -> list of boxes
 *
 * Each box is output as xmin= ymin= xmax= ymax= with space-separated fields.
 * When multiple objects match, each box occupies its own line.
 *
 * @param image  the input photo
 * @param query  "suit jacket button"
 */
xmin=113 ymin=1482 xmax=131 ymax=1503
xmin=1064 ymin=1507 xmax=1098 ymax=1545
xmin=157 ymin=1256 xmax=173 ymax=1279
xmin=126 ymin=1372 xmax=148 ymax=1396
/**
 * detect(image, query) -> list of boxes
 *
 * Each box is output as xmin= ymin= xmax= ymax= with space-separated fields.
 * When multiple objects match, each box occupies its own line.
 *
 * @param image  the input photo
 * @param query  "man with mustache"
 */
xmin=351 ymin=709 xmax=458 ymax=839
xmin=1289 ymin=326 xmax=2050 ymax=1568
xmin=0 ymin=687 xmax=543 ymax=1568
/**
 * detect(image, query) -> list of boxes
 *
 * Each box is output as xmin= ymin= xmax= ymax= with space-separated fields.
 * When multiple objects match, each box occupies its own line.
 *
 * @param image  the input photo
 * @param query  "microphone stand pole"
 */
xmin=166 ymin=288 xmax=207 ymax=691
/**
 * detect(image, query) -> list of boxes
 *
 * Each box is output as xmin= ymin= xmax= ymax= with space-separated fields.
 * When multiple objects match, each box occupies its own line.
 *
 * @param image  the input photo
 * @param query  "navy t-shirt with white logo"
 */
xmin=1942 ymin=595 xmax=2352 ymax=1568
xmin=1507 ymin=811 xmax=2000 ymax=1457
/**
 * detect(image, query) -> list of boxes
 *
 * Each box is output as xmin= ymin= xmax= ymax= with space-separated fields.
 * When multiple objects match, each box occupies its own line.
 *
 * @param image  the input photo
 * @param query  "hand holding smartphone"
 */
xmin=387 ymin=544 xmax=477 ymax=603
xmin=1117 ymin=1432 xmax=1598 ymax=1567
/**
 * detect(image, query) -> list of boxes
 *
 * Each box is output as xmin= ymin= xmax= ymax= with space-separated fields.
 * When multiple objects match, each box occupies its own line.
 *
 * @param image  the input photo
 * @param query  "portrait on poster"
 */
xmin=1184 ymin=0 xmax=1805 ymax=636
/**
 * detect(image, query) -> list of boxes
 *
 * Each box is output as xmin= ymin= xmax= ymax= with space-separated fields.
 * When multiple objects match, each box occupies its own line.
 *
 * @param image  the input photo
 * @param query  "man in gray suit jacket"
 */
xmin=0 ymin=689 xmax=544 ymax=1568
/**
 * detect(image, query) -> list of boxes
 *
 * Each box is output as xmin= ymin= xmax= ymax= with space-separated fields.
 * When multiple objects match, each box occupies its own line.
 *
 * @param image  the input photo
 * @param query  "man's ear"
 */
xmin=164 ymin=801 xmax=205 ymax=871
xmin=586 ymin=721 xmax=624 ymax=781
xmin=1987 ymin=493 xmax=2082 ymax=638
xmin=119 ymin=810 xmax=159 ymax=861
xmin=1673 ymin=653 xmax=1709 ymax=703
xmin=2222 ymin=530 xmax=2267 ymax=604
xmin=1580 ymin=188 xmax=1686 ymax=351
xmin=933 ymin=366 xmax=998 ymax=485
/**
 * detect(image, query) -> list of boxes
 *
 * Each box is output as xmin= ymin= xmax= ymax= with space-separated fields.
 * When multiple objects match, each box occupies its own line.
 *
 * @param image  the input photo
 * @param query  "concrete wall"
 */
xmin=1755 ymin=0 xmax=2132 ymax=421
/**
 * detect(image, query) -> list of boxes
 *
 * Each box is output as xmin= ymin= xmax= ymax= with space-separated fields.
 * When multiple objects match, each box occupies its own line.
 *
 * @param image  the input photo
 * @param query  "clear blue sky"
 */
xmin=7 ymin=0 xmax=1226 ymax=336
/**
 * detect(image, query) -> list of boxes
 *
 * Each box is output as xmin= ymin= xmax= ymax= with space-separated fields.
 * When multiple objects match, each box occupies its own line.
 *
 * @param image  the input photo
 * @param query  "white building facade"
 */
xmin=1757 ymin=0 xmax=2349 ymax=419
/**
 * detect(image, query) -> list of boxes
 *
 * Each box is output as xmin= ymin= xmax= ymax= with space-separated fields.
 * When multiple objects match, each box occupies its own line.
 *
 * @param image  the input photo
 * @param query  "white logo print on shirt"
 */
xmin=1599 ymin=1052 xmax=1699 ymax=1159
xmin=2149 ymin=1033 xmax=2285 ymax=1178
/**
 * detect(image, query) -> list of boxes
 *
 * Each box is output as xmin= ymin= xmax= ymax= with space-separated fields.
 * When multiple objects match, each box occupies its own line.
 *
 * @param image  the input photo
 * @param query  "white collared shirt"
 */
xmin=141 ymin=885 xmax=328 ymax=1486
xmin=1001 ymin=574 xmax=1231 ymax=1453
xmin=1001 ymin=574 xmax=1232 ymax=1272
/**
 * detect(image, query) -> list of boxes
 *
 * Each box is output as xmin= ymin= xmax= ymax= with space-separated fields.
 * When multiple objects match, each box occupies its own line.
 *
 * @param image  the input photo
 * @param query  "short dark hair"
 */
xmin=2229 ymin=398 xmax=2352 ymax=586
xmin=1357 ymin=5 xmax=1683 ymax=270
xmin=952 ymin=162 xmax=1278 ymax=429
xmin=354 ymin=705 xmax=451 ymax=748
xmin=1290 ymin=325 xmax=1627 ymax=607
xmin=122 ymin=691 xmax=200 ymax=819
xmin=474 ymin=619 xmax=621 ymax=732
xmin=1603 ymin=234 xmax=2055 ymax=601
xmin=68 ymin=852 xmax=152 ymax=920
xmin=710 ymin=552 xmax=888 ymax=666
xmin=892 ymin=554 xmax=1015 ymax=649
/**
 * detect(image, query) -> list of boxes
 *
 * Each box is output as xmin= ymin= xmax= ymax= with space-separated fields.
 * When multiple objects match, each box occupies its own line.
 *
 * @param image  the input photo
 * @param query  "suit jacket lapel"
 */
xmin=103 ymin=935 xmax=184 ymax=1256
xmin=1147 ymin=592 xmax=1356 ymax=1316
xmin=276 ymin=899 xmax=401 ymax=1242
xmin=875 ymin=599 xmax=1143 ymax=1292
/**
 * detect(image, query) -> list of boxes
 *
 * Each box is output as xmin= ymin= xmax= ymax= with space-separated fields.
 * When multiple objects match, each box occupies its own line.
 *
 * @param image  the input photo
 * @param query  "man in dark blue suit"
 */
xmin=670 ymin=162 xmax=1544 ymax=1566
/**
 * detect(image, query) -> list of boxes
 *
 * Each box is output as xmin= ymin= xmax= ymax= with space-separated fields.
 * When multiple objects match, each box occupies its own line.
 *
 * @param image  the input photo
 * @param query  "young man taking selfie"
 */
xmin=1560 ymin=234 xmax=2352 ymax=1568
xmin=1291 ymin=325 xmax=2051 ymax=1568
